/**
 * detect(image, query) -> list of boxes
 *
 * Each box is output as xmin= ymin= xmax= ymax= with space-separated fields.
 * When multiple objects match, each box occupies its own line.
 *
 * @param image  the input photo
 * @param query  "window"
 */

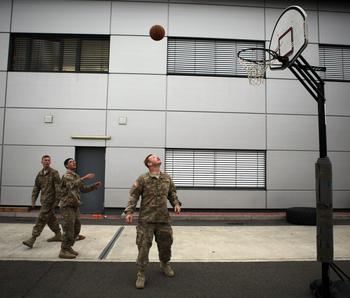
xmin=167 ymin=37 xmax=265 ymax=77
xmin=165 ymin=149 xmax=266 ymax=189
xmin=9 ymin=34 xmax=110 ymax=73
xmin=319 ymin=45 xmax=350 ymax=81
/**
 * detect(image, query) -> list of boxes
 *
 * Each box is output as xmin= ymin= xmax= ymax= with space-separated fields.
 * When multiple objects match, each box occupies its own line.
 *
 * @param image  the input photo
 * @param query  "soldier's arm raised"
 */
xmin=31 ymin=175 xmax=41 ymax=207
xmin=79 ymin=181 xmax=100 ymax=193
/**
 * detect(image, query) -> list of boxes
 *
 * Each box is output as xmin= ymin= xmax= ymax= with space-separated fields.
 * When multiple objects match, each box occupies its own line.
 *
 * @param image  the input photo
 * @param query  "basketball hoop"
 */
xmin=237 ymin=48 xmax=286 ymax=86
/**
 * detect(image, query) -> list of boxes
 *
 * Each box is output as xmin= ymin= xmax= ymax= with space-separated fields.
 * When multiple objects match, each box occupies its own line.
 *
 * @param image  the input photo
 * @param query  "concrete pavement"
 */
xmin=1 ymin=223 xmax=349 ymax=262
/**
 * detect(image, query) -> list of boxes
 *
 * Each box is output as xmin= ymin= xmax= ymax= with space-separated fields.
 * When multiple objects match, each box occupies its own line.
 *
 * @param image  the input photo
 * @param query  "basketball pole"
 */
xmin=288 ymin=55 xmax=333 ymax=298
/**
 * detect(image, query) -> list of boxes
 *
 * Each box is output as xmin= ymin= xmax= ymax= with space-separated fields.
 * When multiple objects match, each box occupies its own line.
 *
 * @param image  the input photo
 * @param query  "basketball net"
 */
xmin=237 ymin=46 xmax=281 ymax=86
xmin=238 ymin=58 xmax=269 ymax=86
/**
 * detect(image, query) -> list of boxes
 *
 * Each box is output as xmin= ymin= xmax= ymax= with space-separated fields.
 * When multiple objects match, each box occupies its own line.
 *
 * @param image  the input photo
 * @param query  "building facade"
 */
xmin=0 ymin=0 xmax=349 ymax=211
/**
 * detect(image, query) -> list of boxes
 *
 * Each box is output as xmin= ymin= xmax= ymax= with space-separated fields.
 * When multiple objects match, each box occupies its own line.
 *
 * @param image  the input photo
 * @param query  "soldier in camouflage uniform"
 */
xmin=124 ymin=154 xmax=182 ymax=289
xmin=23 ymin=155 xmax=62 ymax=248
xmin=58 ymin=158 xmax=101 ymax=259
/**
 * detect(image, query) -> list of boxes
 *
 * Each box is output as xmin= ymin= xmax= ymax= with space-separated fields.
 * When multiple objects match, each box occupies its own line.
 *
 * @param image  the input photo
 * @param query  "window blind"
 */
xmin=9 ymin=34 xmax=109 ymax=73
xmin=165 ymin=149 xmax=265 ymax=189
xmin=167 ymin=38 xmax=265 ymax=76
xmin=319 ymin=45 xmax=350 ymax=81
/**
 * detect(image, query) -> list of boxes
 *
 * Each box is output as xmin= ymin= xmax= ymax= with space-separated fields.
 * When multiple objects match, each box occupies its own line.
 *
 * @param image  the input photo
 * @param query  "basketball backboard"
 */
xmin=269 ymin=6 xmax=308 ymax=70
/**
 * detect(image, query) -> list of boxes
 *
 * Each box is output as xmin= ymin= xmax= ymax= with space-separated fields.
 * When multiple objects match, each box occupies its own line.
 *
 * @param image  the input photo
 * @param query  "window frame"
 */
xmin=165 ymin=148 xmax=266 ymax=190
xmin=319 ymin=44 xmax=350 ymax=82
xmin=8 ymin=33 xmax=110 ymax=73
xmin=167 ymin=36 xmax=266 ymax=78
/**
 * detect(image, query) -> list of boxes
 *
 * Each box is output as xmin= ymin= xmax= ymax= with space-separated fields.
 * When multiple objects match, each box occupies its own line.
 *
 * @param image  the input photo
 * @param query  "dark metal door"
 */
xmin=75 ymin=147 xmax=105 ymax=213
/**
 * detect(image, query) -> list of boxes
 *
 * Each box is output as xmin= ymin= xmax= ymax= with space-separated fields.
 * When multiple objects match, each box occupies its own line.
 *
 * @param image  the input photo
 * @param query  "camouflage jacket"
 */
xmin=124 ymin=172 xmax=181 ymax=223
xmin=31 ymin=167 xmax=61 ymax=206
xmin=59 ymin=170 xmax=97 ymax=208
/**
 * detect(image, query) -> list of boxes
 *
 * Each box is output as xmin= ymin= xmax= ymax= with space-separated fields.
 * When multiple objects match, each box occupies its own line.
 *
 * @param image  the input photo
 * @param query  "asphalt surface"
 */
xmin=1 ymin=260 xmax=350 ymax=298
xmin=1 ymin=214 xmax=349 ymax=297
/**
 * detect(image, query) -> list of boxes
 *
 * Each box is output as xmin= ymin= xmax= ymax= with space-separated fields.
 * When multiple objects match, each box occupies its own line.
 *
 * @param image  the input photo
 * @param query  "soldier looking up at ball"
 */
xmin=124 ymin=154 xmax=182 ymax=289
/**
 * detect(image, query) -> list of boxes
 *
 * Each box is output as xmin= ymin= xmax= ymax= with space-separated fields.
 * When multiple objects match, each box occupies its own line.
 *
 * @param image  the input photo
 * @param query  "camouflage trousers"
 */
xmin=60 ymin=206 xmax=81 ymax=250
xmin=136 ymin=223 xmax=173 ymax=271
xmin=32 ymin=202 xmax=60 ymax=238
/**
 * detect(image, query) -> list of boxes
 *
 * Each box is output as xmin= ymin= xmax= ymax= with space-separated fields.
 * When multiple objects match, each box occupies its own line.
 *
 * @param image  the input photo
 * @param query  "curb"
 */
xmin=1 ymin=211 xmax=350 ymax=222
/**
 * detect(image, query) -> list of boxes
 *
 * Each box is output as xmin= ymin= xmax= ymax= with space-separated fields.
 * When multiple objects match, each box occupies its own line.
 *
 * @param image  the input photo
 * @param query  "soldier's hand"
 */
xmin=174 ymin=205 xmax=181 ymax=214
xmin=30 ymin=203 xmax=35 ymax=210
xmin=125 ymin=214 xmax=133 ymax=224
xmin=94 ymin=181 xmax=102 ymax=188
xmin=82 ymin=173 xmax=95 ymax=180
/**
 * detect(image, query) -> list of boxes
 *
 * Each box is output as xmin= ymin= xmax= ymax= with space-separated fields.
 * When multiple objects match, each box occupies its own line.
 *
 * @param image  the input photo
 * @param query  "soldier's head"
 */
xmin=144 ymin=154 xmax=162 ymax=170
xmin=64 ymin=158 xmax=76 ymax=171
xmin=41 ymin=155 xmax=51 ymax=169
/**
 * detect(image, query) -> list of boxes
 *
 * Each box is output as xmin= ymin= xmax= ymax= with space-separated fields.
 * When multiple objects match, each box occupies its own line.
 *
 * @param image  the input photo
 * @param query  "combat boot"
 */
xmin=160 ymin=262 xmax=175 ymax=277
xmin=68 ymin=247 xmax=79 ymax=256
xmin=47 ymin=232 xmax=63 ymax=242
xmin=135 ymin=271 xmax=146 ymax=289
xmin=22 ymin=236 xmax=36 ymax=248
xmin=59 ymin=249 xmax=76 ymax=259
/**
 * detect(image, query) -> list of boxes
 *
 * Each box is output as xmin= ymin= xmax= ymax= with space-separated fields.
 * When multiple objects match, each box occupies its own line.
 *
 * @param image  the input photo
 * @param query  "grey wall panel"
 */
xmin=325 ymin=82 xmax=350 ymax=116
xmin=267 ymin=79 xmax=317 ymax=115
xmin=2 ymin=145 xmax=74 ymax=186
xmin=327 ymin=117 xmax=350 ymax=151
xmin=167 ymin=76 xmax=265 ymax=113
xmin=329 ymin=152 xmax=350 ymax=190
xmin=105 ymin=189 xmax=267 ymax=209
xmin=267 ymin=190 xmax=315 ymax=208
xmin=0 ymin=0 xmax=12 ymax=32
xmin=166 ymin=112 xmax=266 ymax=149
xmin=0 ymin=108 xmax=4 ymax=143
xmin=105 ymin=147 xmax=165 ymax=188
xmin=104 ymin=188 xmax=129 ymax=208
xmin=333 ymin=191 xmax=350 ymax=208
xmin=177 ymin=189 xmax=266 ymax=209
xmin=319 ymin=3 xmax=350 ymax=12
xmin=266 ymin=43 xmax=319 ymax=79
xmin=265 ymin=9 xmax=318 ymax=43
xmin=109 ymin=36 xmax=167 ymax=74
xmin=106 ymin=110 xmax=165 ymax=147
xmin=265 ymin=1 xmax=317 ymax=9
xmin=0 ymin=146 xmax=2 ymax=186
xmin=1 ymin=186 xmax=32 ymax=205
xmin=0 ymin=33 xmax=9 ymax=71
xmin=267 ymin=151 xmax=318 ymax=190
xmin=319 ymin=12 xmax=350 ymax=45
xmin=169 ymin=4 xmax=264 ymax=40
xmin=111 ymin=2 xmax=168 ymax=35
xmin=0 ymin=72 xmax=6 ymax=107
xmin=267 ymin=115 xmax=318 ymax=150
xmin=172 ymin=0 xmax=264 ymax=6
xmin=4 ymin=109 xmax=107 ymax=146
xmin=11 ymin=0 xmax=111 ymax=34
xmin=7 ymin=73 xmax=108 ymax=109
xmin=108 ymin=74 xmax=166 ymax=110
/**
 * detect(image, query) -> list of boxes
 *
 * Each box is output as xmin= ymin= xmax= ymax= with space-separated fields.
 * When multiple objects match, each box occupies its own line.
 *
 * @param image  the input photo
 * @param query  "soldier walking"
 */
xmin=124 ymin=154 xmax=182 ymax=289
xmin=23 ymin=155 xmax=62 ymax=248
xmin=59 ymin=158 xmax=101 ymax=259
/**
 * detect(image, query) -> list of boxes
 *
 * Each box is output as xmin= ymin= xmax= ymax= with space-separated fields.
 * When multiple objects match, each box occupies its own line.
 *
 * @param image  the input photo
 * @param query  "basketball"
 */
xmin=149 ymin=25 xmax=165 ymax=41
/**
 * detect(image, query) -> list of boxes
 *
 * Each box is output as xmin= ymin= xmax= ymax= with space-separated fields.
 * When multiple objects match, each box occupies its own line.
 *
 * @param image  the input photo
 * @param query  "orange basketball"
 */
xmin=149 ymin=25 xmax=165 ymax=41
